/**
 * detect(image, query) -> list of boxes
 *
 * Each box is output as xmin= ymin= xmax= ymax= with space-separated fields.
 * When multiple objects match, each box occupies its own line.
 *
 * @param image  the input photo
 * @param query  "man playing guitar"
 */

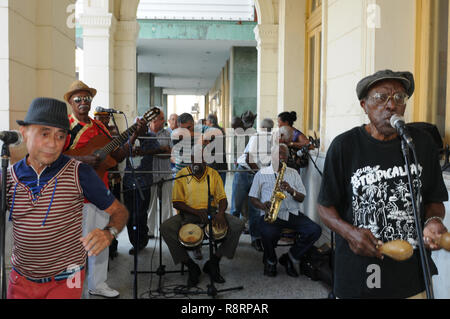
xmin=63 ymin=80 xmax=147 ymax=298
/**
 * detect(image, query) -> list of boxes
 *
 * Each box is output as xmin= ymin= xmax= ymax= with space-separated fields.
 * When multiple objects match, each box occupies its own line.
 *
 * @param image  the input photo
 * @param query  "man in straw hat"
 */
xmin=3 ymin=97 xmax=129 ymax=299
xmin=317 ymin=70 xmax=448 ymax=299
xmin=63 ymin=80 xmax=147 ymax=298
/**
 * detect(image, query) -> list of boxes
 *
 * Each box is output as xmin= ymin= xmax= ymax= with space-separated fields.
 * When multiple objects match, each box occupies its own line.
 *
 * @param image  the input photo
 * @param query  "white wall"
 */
xmin=375 ymin=0 xmax=416 ymax=121
xmin=323 ymin=0 xmax=368 ymax=150
xmin=277 ymin=0 xmax=306 ymax=119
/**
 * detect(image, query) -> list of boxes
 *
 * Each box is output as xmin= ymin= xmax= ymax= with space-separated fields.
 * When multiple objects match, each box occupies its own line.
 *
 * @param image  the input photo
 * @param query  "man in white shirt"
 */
xmin=249 ymin=144 xmax=321 ymax=277
xmin=230 ymin=118 xmax=273 ymax=252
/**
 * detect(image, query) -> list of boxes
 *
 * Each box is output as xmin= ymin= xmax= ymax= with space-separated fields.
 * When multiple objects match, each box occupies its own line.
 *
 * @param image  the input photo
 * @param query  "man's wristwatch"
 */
xmin=104 ymin=226 xmax=119 ymax=239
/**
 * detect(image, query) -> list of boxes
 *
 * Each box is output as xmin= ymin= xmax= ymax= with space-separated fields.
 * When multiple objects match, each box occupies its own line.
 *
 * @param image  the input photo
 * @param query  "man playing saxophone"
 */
xmin=249 ymin=144 xmax=322 ymax=277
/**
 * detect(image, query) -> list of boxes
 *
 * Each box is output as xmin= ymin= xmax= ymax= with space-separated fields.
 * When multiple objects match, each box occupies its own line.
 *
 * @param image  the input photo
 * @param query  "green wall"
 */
xmin=138 ymin=20 xmax=257 ymax=41
xmin=231 ymin=47 xmax=257 ymax=121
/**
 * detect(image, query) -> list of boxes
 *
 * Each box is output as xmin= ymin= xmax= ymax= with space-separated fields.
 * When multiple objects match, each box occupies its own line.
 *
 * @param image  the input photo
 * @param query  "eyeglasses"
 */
xmin=73 ymin=96 xmax=92 ymax=103
xmin=368 ymin=92 xmax=409 ymax=107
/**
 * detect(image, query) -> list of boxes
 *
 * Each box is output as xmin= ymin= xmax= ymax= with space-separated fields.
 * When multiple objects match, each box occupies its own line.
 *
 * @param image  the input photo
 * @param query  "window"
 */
xmin=414 ymin=0 xmax=450 ymax=146
xmin=304 ymin=0 xmax=322 ymax=137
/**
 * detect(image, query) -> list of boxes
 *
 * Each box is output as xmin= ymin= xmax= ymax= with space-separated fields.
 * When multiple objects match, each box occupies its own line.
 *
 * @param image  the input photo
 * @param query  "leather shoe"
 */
xmin=263 ymin=262 xmax=277 ymax=277
xmin=185 ymin=260 xmax=201 ymax=288
xmin=203 ymin=259 xmax=225 ymax=284
xmin=128 ymin=244 xmax=146 ymax=255
xmin=279 ymin=253 xmax=299 ymax=277
xmin=251 ymin=239 xmax=264 ymax=252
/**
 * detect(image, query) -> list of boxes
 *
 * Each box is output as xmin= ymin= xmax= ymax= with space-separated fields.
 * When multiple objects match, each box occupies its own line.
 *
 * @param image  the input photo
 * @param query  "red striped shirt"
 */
xmin=7 ymin=159 xmax=87 ymax=279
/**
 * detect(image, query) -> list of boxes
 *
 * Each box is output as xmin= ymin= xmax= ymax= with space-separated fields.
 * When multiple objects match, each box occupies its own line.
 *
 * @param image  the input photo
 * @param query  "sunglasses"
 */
xmin=368 ymin=92 xmax=409 ymax=107
xmin=73 ymin=96 xmax=93 ymax=103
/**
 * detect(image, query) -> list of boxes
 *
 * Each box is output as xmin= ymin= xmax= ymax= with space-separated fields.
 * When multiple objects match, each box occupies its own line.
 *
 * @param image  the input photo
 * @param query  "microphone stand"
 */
xmin=117 ymin=113 xmax=145 ymax=300
xmin=186 ymin=173 xmax=243 ymax=299
xmin=400 ymin=138 xmax=434 ymax=299
xmin=0 ymin=142 xmax=11 ymax=299
xmin=303 ymin=148 xmax=335 ymax=299
xmin=206 ymin=174 xmax=218 ymax=298
xmin=131 ymin=173 xmax=195 ymax=296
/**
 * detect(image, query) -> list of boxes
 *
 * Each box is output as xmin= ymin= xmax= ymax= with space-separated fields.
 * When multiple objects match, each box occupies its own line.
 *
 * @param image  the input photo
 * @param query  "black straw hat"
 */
xmin=17 ymin=97 xmax=70 ymax=131
xmin=356 ymin=69 xmax=415 ymax=100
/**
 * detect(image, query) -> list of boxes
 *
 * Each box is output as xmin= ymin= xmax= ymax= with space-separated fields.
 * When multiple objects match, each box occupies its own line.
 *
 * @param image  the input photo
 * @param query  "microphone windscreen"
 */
xmin=390 ymin=114 xmax=405 ymax=129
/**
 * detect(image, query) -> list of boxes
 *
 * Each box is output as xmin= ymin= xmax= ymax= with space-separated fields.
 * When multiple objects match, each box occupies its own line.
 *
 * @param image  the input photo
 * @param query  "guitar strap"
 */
xmin=91 ymin=120 xmax=113 ymax=141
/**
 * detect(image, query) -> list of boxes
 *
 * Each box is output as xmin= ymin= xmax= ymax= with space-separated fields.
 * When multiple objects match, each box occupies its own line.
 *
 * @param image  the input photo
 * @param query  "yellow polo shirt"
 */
xmin=172 ymin=166 xmax=227 ymax=210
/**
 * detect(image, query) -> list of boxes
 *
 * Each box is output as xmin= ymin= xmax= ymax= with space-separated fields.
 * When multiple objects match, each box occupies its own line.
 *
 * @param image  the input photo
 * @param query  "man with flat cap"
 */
xmin=317 ymin=70 xmax=448 ymax=299
xmin=63 ymin=80 xmax=147 ymax=298
xmin=3 ymin=98 xmax=129 ymax=299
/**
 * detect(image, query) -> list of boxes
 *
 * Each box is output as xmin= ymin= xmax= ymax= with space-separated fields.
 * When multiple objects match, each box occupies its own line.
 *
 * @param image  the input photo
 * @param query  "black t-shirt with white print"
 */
xmin=318 ymin=125 xmax=448 ymax=299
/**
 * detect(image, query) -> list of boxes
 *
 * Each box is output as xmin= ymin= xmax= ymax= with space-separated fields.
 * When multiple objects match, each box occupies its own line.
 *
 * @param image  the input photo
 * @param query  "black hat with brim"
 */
xmin=17 ymin=97 xmax=70 ymax=131
xmin=356 ymin=69 xmax=415 ymax=100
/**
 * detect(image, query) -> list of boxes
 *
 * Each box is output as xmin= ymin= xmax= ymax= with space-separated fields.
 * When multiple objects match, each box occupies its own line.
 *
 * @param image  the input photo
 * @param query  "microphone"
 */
xmin=95 ymin=106 xmax=124 ymax=114
xmin=296 ymin=145 xmax=310 ymax=157
xmin=0 ymin=130 xmax=22 ymax=146
xmin=390 ymin=114 xmax=413 ymax=146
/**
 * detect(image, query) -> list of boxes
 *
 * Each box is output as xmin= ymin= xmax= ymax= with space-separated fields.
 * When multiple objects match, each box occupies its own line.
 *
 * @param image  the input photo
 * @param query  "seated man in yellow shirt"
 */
xmin=161 ymin=145 xmax=245 ymax=287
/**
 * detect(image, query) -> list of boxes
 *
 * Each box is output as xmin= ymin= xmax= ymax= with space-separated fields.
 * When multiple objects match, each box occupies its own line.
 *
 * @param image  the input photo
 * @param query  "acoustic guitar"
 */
xmin=64 ymin=107 xmax=160 ymax=179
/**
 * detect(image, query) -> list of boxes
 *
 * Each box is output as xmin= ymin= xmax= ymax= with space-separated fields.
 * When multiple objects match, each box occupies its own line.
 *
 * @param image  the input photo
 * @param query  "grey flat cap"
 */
xmin=356 ymin=69 xmax=415 ymax=100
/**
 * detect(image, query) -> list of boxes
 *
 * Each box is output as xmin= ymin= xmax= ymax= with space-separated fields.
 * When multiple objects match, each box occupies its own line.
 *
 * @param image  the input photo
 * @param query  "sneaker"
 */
xmin=88 ymin=282 xmax=120 ymax=298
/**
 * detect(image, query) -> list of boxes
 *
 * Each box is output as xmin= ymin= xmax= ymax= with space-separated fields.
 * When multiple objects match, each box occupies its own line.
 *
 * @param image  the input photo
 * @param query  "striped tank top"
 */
xmin=6 ymin=159 xmax=86 ymax=279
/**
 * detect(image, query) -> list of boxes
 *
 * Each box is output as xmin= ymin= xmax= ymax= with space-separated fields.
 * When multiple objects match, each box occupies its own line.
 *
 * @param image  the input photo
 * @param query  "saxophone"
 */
xmin=264 ymin=161 xmax=287 ymax=223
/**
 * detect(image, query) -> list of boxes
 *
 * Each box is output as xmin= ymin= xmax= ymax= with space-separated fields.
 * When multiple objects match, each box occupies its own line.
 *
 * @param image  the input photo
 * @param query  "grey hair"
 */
xmin=271 ymin=143 xmax=289 ymax=155
xmin=177 ymin=113 xmax=194 ymax=125
xmin=206 ymin=114 xmax=219 ymax=127
xmin=279 ymin=126 xmax=293 ymax=142
xmin=261 ymin=118 xmax=274 ymax=131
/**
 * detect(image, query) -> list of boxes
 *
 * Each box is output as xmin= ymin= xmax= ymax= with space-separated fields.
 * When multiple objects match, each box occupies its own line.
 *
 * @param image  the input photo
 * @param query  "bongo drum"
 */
xmin=178 ymin=223 xmax=204 ymax=248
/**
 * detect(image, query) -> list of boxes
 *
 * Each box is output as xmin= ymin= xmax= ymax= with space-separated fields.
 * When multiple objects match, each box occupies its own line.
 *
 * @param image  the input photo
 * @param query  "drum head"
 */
xmin=205 ymin=224 xmax=227 ymax=241
xmin=178 ymin=224 xmax=204 ymax=248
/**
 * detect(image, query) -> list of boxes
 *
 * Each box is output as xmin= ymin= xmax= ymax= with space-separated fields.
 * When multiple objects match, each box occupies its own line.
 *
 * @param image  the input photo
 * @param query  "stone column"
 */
xmin=277 ymin=0 xmax=306 ymax=116
xmin=254 ymin=24 xmax=279 ymax=128
xmin=114 ymin=20 xmax=140 ymax=130
xmin=79 ymin=4 xmax=117 ymax=111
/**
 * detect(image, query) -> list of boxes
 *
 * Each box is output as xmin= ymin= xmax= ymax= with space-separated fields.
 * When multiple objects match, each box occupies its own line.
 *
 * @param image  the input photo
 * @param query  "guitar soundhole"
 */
xmin=93 ymin=149 xmax=107 ymax=161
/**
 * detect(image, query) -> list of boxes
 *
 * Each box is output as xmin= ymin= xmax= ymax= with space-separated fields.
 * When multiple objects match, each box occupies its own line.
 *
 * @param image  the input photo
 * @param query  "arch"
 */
xmin=255 ymin=0 xmax=276 ymax=25
xmin=118 ymin=0 xmax=140 ymax=21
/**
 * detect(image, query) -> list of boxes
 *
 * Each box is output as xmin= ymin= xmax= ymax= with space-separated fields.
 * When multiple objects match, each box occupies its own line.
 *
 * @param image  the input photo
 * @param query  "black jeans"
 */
xmin=123 ymin=186 xmax=151 ymax=249
xmin=260 ymin=212 xmax=322 ymax=264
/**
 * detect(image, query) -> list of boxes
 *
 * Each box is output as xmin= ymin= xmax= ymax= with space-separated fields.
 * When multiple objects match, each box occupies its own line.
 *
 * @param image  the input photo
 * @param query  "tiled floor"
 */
xmin=82 ymin=173 xmax=332 ymax=300
xmin=82 ymin=230 xmax=332 ymax=299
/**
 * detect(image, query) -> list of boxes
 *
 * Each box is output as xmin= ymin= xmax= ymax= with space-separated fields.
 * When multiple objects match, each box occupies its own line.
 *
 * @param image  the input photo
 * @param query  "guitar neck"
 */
xmin=102 ymin=123 xmax=138 ymax=155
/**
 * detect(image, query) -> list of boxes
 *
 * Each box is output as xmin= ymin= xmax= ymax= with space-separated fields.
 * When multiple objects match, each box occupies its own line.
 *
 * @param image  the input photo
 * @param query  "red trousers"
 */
xmin=7 ymin=268 xmax=86 ymax=299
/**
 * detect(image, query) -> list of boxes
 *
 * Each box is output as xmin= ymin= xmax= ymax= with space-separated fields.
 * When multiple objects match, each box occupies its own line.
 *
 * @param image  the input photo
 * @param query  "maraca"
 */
xmin=440 ymin=232 xmax=450 ymax=251
xmin=378 ymin=240 xmax=413 ymax=261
